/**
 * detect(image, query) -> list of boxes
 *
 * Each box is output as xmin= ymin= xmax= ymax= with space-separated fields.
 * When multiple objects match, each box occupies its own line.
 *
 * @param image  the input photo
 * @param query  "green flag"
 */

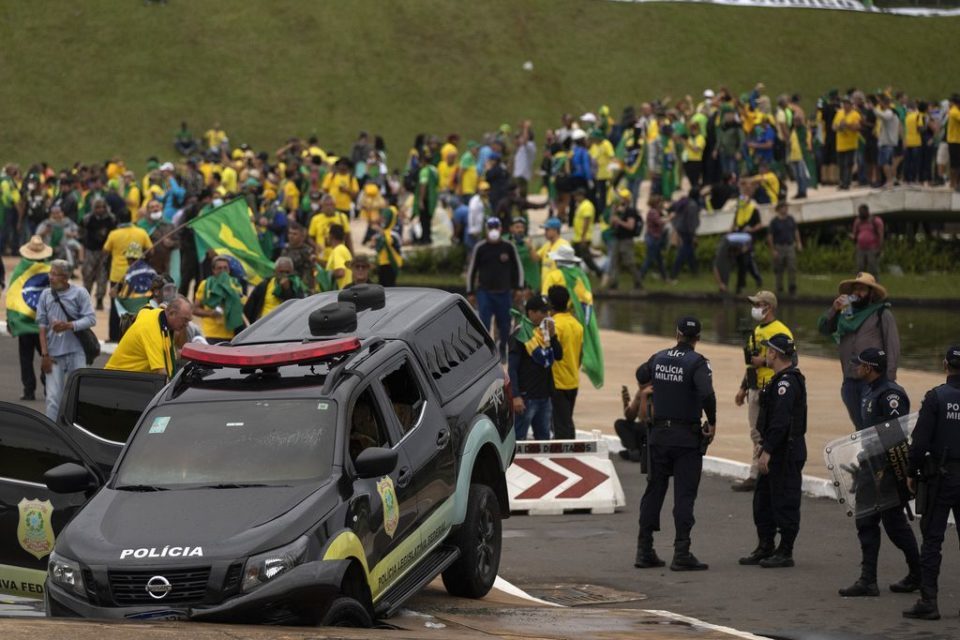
xmin=189 ymin=198 xmax=274 ymax=284
xmin=560 ymin=266 xmax=604 ymax=389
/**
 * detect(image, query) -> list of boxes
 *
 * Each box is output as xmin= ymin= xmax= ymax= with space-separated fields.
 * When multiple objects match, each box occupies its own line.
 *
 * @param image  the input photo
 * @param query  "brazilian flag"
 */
xmin=5 ymin=260 xmax=50 ymax=336
xmin=559 ymin=266 xmax=604 ymax=389
xmin=190 ymin=198 xmax=274 ymax=285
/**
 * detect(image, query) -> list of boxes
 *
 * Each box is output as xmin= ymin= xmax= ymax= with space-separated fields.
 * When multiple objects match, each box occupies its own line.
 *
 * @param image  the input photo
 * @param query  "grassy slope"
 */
xmin=0 ymin=1 xmax=957 ymax=168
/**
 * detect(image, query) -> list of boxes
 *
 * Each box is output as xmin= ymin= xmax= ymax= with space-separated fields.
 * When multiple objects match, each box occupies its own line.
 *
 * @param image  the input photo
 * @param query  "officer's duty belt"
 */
xmin=653 ymin=419 xmax=699 ymax=428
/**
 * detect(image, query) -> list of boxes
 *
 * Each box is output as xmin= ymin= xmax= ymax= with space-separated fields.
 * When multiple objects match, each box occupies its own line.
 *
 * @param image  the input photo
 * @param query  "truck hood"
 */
xmin=55 ymin=482 xmax=338 ymax=565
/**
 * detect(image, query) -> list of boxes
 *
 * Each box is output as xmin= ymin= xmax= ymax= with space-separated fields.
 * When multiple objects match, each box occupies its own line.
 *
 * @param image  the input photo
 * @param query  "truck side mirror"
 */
xmin=44 ymin=463 xmax=98 ymax=494
xmin=354 ymin=447 xmax=398 ymax=479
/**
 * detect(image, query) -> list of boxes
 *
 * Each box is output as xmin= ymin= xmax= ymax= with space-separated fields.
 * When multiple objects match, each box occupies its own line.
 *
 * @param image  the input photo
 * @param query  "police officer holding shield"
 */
xmin=635 ymin=317 xmax=716 ymax=572
xmin=738 ymin=334 xmax=806 ymax=569
xmin=903 ymin=346 xmax=960 ymax=621
xmin=839 ymin=347 xmax=920 ymax=597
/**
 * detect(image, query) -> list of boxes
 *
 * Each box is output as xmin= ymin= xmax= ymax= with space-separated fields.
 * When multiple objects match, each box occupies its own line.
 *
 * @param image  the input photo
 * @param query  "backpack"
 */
xmin=632 ymin=209 xmax=644 ymax=238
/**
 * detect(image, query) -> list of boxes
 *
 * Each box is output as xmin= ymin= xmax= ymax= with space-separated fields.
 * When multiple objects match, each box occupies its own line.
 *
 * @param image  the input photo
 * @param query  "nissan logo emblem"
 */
xmin=145 ymin=575 xmax=172 ymax=599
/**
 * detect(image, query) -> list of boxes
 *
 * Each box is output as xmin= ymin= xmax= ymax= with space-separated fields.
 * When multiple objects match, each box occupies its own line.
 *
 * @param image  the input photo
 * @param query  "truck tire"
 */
xmin=319 ymin=596 xmax=373 ymax=628
xmin=441 ymin=483 xmax=501 ymax=598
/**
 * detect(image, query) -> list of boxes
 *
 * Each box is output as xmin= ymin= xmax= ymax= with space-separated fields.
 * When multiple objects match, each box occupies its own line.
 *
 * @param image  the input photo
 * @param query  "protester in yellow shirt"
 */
xmin=105 ymin=299 xmax=193 ymax=378
xmin=684 ymin=121 xmax=706 ymax=191
xmin=308 ymin=195 xmax=353 ymax=263
xmin=280 ymin=169 xmax=301 ymax=212
xmin=322 ymin=160 xmax=359 ymax=212
xmin=832 ymin=97 xmax=861 ymax=189
xmin=325 ymin=224 xmax=353 ymax=290
xmin=533 ymin=217 xmax=571 ymax=285
xmin=545 ymin=284 xmax=583 ymax=439
xmin=220 ymin=162 xmax=239 ymax=194
xmin=949 ymin=96 xmax=960 ymax=189
xmin=103 ymin=224 xmax=152 ymax=283
xmin=204 ymin=123 xmax=228 ymax=151
xmin=903 ymin=102 xmax=927 ymax=185
xmin=570 ymin=188 xmax=602 ymax=276
xmin=193 ymin=255 xmax=245 ymax=343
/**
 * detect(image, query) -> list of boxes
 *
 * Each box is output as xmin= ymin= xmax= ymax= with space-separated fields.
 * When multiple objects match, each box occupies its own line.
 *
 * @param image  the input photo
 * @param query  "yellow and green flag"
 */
xmin=189 ymin=198 xmax=274 ymax=285
xmin=5 ymin=259 xmax=50 ymax=336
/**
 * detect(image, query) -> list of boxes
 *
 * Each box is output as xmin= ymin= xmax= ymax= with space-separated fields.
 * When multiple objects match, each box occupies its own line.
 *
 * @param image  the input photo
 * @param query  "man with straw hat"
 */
xmin=817 ymin=272 xmax=900 ymax=428
xmin=6 ymin=235 xmax=53 ymax=401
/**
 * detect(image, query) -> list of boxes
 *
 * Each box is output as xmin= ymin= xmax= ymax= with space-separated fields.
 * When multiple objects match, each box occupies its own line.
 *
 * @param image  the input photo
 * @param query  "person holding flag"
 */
xmin=508 ymin=295 xmax=562 ymax=441
xmin=243 ymin=257 xmax=307 ymax=322
xmin=546 ymin=284 xmax=583 ymax=440
xmin=532 ymin=216 xmax=571 ymax=285
xmin=372 ymin=206 xmax=403 ymax=287
xmin=541 ymin=243 xmax=604 ymax=389
xmin=508 ymin=217 xmax=539 ymax=295
xmin=5 ymin=235 xmax=52 ymax=401
xmin=193 ymin=255 xmax=245 ymax=343
xmin=114 ymin=255 xmax=158 ymax=337
xmin=187 ymin=197 xmax=275 ymax=287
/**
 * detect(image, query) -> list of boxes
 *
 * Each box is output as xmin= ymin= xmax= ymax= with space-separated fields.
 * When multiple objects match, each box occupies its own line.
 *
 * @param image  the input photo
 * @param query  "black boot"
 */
xmin=739 ymin=538 xmax=775 ymax=565
xmin=670 ymin=539 xmax=708 ymax=571
xmin=759 ymin=541 xmax=794 ymax=568
xmin=839 ymin=578 xmax=879 ymax=597
xmin=634 ymin=533 xmax=665 ymax=569
xmin=903 ymin=596 xmax=940 ymax=620
xmin=889 ymin=571 xmax=921 ymax=594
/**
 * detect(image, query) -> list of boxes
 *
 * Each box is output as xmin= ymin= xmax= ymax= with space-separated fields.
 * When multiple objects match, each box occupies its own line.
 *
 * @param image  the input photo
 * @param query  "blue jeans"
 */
xmin=514 ymin=396 xmax=552 ymax=441
xmin=670 ymin=232 xmax=697 ymax=279
xmin=45 ymin=350 xmax=86 ymax=420
xmin=790 ymin=161 xmax=808 ymax=197
xmin=841 ymin=377 xmax=866 ymax=430
xmin=641 ymin=234 xmax=667 ymax=280
xmin=476 ymin=289 xmax=513 ymax=361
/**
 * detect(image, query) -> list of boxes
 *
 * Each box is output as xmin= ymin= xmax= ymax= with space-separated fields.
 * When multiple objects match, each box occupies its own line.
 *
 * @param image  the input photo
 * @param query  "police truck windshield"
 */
xmin=114 ymin=399 xmax=338 ymax=489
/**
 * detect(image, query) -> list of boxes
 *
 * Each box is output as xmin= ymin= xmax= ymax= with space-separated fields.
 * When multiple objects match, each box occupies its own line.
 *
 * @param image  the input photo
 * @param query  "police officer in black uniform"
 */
xmin=635 ymin=316 xmax=716 ymax=571
xmin=839 ymin=348 xmax=920 ymax=597
xmin=738 ymin=334 xmax=806 ymax=568
xmin=903 ymin=346 xmax=960 ymax=621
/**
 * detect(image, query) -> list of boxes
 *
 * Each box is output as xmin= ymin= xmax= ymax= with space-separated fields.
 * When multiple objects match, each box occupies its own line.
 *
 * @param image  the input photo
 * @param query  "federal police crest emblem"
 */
xmin=377 ymin=477 xmax=399 ymax=538
xmin=18 ymin=498 xmax=55 ymax=560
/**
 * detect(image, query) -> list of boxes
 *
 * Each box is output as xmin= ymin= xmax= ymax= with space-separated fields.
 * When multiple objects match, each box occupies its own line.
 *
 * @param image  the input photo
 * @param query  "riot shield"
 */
xmin=823 ymin=413 xmax=917 ymax=518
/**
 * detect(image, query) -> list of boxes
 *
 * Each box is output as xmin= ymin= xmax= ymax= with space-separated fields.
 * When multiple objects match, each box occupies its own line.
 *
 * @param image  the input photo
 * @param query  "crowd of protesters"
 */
xmin=2 ymin=83 xmax=958 ymax=333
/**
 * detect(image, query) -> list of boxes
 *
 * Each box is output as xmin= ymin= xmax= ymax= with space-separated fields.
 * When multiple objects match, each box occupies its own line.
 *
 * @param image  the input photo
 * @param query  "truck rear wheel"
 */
xmin=442 ymin=483 xmax=501 ymax=598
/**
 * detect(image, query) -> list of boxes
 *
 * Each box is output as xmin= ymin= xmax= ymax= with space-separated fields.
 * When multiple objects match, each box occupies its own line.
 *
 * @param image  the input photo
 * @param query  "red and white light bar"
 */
xmin=181 ymin=337 xmax=361 ymax=368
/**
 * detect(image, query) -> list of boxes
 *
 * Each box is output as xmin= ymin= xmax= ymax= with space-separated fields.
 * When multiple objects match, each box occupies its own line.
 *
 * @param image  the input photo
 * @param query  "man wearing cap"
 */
xmin=508 ymin=295 xmax=562 ymax=441
xmin=533 ymin=216 xmax=571 ymax=285
xmin=732 ymin=291 xmax=793 ymax=492
xmin=903 ymin=346 xmax=960 ymax=620
xmin=636 ymin=316 xmax=717 ymax=572
xmin=739 ymin=333 xmax=807 ymax=569
xmin=818 ymin=272 xmax=900 ymax=428
xmin=603 ymin=189 xmax=643 ymax=291
xmin=465 ymin=217 xmax=524 ymax=362
xmin=838 ymin=347 xmax=920 ymax=598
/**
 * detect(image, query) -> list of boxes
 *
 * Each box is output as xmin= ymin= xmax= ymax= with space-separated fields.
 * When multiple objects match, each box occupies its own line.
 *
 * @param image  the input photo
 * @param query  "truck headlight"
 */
xmin=48 ymin=552 xmax=85 ymax=597
xmin=242 ymin=536 xmax=309 ymax=593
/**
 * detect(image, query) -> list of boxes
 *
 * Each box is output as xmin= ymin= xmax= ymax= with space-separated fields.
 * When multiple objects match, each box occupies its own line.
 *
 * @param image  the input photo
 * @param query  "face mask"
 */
xmin=847 ymin=294 xmax=860 ymax=304
xmin=150 ymin=211 xmax=163 ymax=221
xmin=858 ymin=212 xmax=869 ymax=221
xmin=311 ymin=202 xmax=320 ymax=211
xmin=487 ymin=229 xmax=501 ymax=242
xmin=750 ymin=307 xmax=766 ymax=322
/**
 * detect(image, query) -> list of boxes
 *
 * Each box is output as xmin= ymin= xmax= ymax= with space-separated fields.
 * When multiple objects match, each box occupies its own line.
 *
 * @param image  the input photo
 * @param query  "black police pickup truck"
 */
xmin=0 ymin=286 xmax=515 ymax=626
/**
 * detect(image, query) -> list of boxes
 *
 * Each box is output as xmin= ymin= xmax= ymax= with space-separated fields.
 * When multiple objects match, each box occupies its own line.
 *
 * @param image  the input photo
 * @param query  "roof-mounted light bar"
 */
xmin=181 ymin=337 xmax=361 ymax=369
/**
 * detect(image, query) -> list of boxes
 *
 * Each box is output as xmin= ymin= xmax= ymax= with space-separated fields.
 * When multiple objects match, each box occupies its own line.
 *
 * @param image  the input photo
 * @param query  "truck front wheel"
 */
xmin=441 ymin=483 xmax=501 ymax=598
